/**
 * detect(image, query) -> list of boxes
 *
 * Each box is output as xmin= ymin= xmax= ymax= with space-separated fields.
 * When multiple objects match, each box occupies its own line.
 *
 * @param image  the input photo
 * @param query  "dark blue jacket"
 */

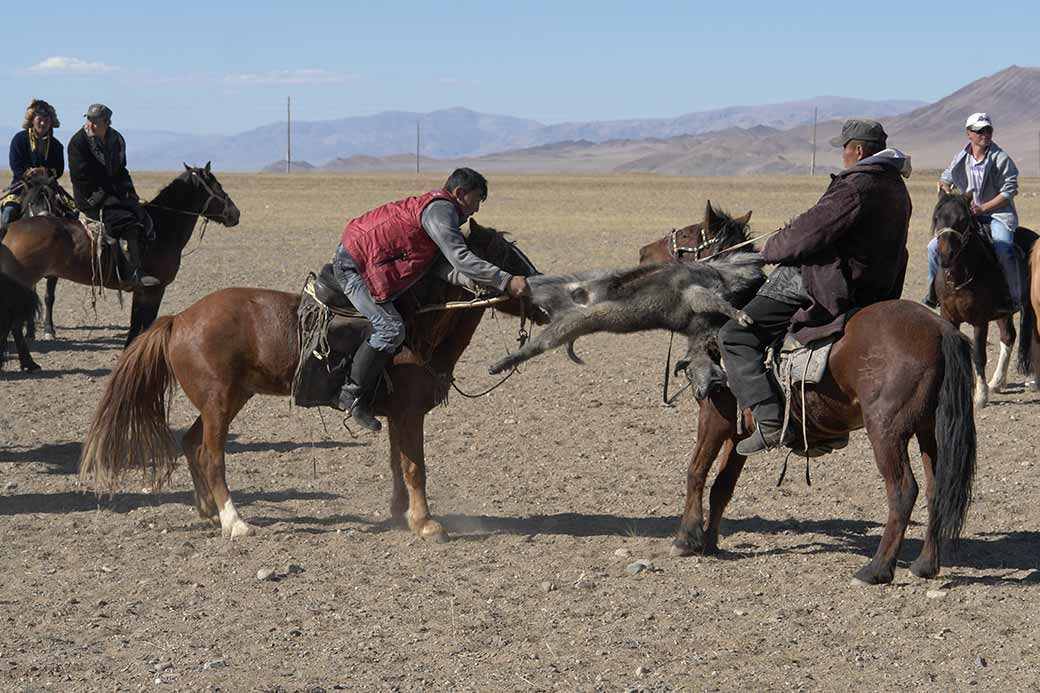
xmin=8 ymin=129 xmax=65 ymax=187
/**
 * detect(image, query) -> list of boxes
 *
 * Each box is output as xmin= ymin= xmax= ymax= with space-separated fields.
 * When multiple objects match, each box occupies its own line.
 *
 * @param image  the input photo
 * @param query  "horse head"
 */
xmin=638 ymin=201 xmax=753 ymax=265
xmin=21 ymin=169 xmax=57 ymax=217
xmin=463 ymin=218 xmax=548 ymax=324
xmin=933 ymin=189 xmax=985 ymax=271
xmin=179 ymin=162 xmax=241 ymax=227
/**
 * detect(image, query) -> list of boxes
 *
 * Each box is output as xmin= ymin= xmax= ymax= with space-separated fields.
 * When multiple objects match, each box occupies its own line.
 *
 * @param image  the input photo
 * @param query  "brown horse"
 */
xmin=931 ymin=189 xmax=1037 ymax=407
xmin=79 ymin=219 xmax=540 ymax=540
xmin=0 ymin=164 xmax=240 ymax=370
xmin=628 ymin=212 xmax=979 ymax=585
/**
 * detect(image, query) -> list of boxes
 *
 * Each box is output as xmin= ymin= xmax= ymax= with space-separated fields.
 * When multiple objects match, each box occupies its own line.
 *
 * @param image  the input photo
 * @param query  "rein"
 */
xmin=144 ymin=170 xmax=235 ymax=254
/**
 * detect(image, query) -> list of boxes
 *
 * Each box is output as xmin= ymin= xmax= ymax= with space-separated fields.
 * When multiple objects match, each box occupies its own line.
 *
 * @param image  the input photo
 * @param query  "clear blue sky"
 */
xmin=4 ymin=0 xmax=1037 ymax=134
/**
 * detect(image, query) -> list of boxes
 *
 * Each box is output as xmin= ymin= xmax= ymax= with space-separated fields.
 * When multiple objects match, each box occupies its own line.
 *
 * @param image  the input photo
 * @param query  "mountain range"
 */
xmin=124 ymin=66 xmax=1039 ymax=177
xmin=127 ymin=96 xmax=922 ymax=173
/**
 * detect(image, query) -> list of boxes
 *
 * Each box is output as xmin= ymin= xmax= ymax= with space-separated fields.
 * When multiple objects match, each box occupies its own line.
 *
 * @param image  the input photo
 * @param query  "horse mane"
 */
xmin=708 ymin=206 xmax=753 ymax=253
xmin=146 ymin=169 xmax=197 ymax=209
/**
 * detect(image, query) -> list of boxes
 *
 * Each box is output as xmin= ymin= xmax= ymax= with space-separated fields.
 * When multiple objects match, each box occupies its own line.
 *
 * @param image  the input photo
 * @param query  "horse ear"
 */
xmin=736 ymin=210 xmax=752 ymax=225
xmin=204 ymin=161 xmax=211 ymax=173
xmin=464 ymin=218 xmax=480 ymax=238
xmin=703 ymin=200 xmax=719 ymax=229
xmin=183 ymin=163 xmax=191 ymax=172
xmin=963 ymin=191 xmax=974 ymax=205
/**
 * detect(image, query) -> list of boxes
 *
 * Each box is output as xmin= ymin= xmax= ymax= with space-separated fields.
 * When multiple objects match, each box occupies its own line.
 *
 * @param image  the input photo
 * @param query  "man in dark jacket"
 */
xmin=68 ymin=103 xmax=158 ymax=288
xmin=1 ymin=99 xmax=69 ymax=237
xmin=719 ymin=119 xmax=913 ymax=456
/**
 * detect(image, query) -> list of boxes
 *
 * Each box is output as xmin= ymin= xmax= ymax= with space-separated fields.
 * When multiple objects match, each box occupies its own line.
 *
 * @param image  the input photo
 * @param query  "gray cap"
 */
xmin=829 ymin=118 xmax=887 ymax=148
xmin=84 ymin=103 xmax=113 ymax=121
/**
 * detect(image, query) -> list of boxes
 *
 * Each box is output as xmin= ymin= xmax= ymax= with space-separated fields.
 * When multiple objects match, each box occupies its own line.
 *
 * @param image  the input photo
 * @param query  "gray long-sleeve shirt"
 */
xmin=421 ymin=200 xmax=511 ymax=292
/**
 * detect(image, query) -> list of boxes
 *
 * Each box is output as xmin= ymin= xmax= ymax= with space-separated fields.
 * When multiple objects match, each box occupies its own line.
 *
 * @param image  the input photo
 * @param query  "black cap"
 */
xmin=84 ymin=103 xmax=113 ymax=121
xmin=829 ymin=118 xmax=887 ymax=148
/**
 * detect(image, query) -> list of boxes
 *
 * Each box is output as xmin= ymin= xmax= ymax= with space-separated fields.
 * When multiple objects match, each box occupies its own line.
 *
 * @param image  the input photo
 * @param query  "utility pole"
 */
xmin=809 ymin=106 xmax=817 ymax=176
xmin=416 ymin=119 xmax=421 ymax=175
xmin=286 ymin=96 xmax=292 ymax=174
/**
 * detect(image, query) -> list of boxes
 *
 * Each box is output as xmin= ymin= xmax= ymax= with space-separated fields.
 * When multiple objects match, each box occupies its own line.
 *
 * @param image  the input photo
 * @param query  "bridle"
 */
xmin=670 ymin=225 xmax=720 ymax=260
xmin=934 ymin=198 xmax=984 ymax=291
xmin=146 ymin=169 xmax=236 ymax=226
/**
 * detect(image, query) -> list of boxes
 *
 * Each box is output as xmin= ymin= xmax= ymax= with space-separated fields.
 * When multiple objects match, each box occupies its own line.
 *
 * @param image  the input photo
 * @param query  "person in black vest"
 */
xmin=68 ymin=103 xmax=158 ymax=288
xmin=1 ymin=99 xmax=69 ymax=238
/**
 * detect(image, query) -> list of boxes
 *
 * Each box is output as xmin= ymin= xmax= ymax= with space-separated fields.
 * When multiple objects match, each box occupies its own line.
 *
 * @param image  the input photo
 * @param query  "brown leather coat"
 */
xmin=762 ymin=155 xmax=912 ymax=343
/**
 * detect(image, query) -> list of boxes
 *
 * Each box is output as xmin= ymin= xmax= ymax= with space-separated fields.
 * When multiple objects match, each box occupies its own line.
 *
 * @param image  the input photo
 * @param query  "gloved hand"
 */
xmin=86 ymin=190 xmax=106 ymax=207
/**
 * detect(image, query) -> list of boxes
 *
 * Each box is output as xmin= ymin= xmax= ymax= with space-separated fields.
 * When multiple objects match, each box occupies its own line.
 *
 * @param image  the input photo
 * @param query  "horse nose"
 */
xmin=226 ymin=204 xmax=241 ymax=226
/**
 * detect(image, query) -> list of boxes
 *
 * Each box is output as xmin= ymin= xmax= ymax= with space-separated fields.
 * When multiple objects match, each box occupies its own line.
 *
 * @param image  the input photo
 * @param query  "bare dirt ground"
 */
xmin=2 ymin=172 xmax=1040 ymax=692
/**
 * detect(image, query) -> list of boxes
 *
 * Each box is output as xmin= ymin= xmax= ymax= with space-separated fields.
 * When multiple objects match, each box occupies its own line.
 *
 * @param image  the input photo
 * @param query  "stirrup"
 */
xmin=348 ymin=402 xmax=382 ymax=432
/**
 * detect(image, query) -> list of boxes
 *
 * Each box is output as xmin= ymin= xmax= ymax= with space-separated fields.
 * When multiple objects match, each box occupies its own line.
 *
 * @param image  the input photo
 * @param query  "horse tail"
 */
xmin=932 ymin=331 xmax=977 ymax=546
xmin=0 ymin=273 xmax=39 ymax=368
xmin=1020 ymin=238 xmax=1040 ymax=378
xmin=79 ymin=316 xmax=179 ymax=492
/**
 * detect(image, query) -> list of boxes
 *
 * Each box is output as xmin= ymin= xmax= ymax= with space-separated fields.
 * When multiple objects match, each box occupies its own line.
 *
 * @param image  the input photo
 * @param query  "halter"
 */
xmin=670 ymin=225 xmax=719 ymax=260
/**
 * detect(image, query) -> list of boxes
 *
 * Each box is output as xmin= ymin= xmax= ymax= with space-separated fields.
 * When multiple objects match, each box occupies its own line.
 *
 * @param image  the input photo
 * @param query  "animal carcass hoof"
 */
xmin=736 ymin=310 xmax=753 ymax=326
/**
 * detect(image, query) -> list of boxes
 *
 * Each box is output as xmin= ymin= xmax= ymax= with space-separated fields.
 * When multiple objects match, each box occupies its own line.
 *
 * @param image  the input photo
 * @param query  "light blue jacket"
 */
xmin=940 ymin=142 xmax=1018 ymax=230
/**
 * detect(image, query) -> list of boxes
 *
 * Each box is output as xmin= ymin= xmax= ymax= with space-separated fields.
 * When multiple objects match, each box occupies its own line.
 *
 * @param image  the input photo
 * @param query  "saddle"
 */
xmin=79 ymin=212 xmax=155 ymax=287
xmin=291 ymin=264 xmax=372 ymax=408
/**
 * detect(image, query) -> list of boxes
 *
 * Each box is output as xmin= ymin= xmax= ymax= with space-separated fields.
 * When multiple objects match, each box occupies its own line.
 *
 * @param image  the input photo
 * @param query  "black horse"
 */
xmin=0 ymin=164 xmax=240 ymax=371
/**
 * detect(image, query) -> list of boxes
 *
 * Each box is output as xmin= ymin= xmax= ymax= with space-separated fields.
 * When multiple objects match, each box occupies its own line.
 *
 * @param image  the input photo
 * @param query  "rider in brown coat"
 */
xmin=719 ymin=119 xmax=913 ymax=455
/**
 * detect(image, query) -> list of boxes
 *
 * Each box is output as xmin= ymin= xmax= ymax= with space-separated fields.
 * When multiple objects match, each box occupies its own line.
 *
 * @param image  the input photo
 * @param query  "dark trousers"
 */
xmin=85 ymin=199 xmax=150 ymax=239
xmin=719 ymin=268 xmax=811 ymax=410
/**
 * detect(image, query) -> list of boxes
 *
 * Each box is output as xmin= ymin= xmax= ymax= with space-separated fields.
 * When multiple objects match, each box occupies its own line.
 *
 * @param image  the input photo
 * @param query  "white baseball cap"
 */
xmin=965 ymin=112 xmax=993 ymax=131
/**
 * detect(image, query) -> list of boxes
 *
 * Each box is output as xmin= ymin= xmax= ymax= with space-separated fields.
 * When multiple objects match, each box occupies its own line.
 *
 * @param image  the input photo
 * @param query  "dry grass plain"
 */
xmin=2 ymin=171 xmax=1040 ymax=692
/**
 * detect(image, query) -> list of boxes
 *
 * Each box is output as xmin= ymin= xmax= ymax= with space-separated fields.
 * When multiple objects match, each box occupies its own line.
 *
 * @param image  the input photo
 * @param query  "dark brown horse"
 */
xmin=630 ymin=211 xmax=978 ymax=585
xmin=931 ymin=189 xmax=1037 ymax=407
xmin=79 ymin=219 xmax=540 ymax=540
xmin=0 ymin=164 xmax=240 ymax=371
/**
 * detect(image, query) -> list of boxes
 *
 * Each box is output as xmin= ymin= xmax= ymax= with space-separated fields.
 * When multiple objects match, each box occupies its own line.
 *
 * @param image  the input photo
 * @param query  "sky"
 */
xmin=3 ymin=0 xmax=1038 ymax=136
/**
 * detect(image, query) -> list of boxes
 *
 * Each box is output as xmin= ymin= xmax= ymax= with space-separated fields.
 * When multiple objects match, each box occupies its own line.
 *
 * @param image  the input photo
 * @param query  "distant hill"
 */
xmin=129 ymin=96 xmax=924 ymax=172
xmin=259 ymin=160 xmax=315 ymax=173
xmin=885 ymin=65 xmax=1040 ymax=170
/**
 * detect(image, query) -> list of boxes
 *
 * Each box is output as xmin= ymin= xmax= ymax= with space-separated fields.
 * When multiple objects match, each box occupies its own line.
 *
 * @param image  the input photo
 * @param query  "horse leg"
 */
xmin=972 ymin=323 xmax=989 ymax=408
xmin=182 ymin=415 xmax=219 ymax=526
xmin=11 ymin=321 xmax=40 ymax=372
xmin=703 ymin=440 xmax=747 ymax=554
xmin=853 ymin=427 xmax=918 ymax=585
xmin=671 ymin=389 xmax=739 ymax=557
xmin=126 ymin=287 xmax=166 ymax=347
xmin=198 ymin=392 xmax=255 ymax=539
xmin=387 ymin=411 xmax=446 ymax=542
xmin=388 ymin=427 xmax=409 ymax=527
xmin=25 ymin=285 xmax=37 ymax=341
xmin=910 ymin=425 xmax=940 ymax=579
xmin=43 ymin=276 xmax=57 ymax=340
xmin=987 ymin=317 xmax=1015 ymax=392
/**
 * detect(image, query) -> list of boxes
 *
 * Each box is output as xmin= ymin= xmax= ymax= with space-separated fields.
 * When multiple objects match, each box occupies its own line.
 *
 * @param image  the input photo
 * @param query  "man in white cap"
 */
xmin=923 ymin=112 xmax=1020 ymax=310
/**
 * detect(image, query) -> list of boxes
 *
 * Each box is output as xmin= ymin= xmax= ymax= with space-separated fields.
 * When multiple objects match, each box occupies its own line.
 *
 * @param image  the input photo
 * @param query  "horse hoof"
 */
xmin=225 ymin=521 xmax=256 ymax=539
xmin=43 ymin=332 xmax=56 ymax=341
xmin=20 ymin=361 xmax=41 ymax=373
xmin=420 ymin=522 xmax=448 ymax=543
xmin=849 ymin=577 xmax=872 ymax=587
xmin=910 ymin=558 xmax=939 ymax=580
xmin=670 ymin=541 xmax=694 ymax=558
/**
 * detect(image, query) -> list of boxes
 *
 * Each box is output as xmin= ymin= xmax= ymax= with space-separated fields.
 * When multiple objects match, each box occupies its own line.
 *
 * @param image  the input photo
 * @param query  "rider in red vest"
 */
xmin=332 ymin=167 xmax=530 ymax=431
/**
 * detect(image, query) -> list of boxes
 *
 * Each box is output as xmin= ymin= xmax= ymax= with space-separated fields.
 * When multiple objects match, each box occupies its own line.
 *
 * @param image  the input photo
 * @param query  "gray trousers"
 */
xmin=332 ymin=244 xmax=405 ymax=353
xmin=718 ymin=266 xmax=812 ymax=410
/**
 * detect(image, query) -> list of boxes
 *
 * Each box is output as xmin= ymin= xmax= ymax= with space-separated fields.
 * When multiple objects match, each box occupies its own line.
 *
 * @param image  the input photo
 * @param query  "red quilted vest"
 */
xmin=340 ymin=190 xmax=465 ymax=302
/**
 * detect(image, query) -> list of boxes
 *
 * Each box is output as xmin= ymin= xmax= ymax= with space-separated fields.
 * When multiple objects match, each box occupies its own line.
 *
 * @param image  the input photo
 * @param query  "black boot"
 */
xmin=0 ymin=203 xmax=19 ymax=242
xmin=922 ymin=279 xmax=938 ymax=309
xmin=336 ymin=342 xmax=393 ymax=431
xmin=736 ymin=398 xmax=786 ymax=456
xmin=123 ymin=231 xmax=160 ymax=289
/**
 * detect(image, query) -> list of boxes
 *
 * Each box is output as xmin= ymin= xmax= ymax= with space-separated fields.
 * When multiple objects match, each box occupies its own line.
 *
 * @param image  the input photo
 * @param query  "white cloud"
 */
xmin=225 ymin=69 xmax=357 ymax=86
xmin=28 ymin=56 xmax=117 ymax=74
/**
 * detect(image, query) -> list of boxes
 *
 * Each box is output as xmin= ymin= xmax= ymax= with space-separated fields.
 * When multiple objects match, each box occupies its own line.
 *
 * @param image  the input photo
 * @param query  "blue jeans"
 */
xmin=927 ymin=216 xmax=1020 ymax=308
xmin=332 ymin=244 xmax=405 ymax=353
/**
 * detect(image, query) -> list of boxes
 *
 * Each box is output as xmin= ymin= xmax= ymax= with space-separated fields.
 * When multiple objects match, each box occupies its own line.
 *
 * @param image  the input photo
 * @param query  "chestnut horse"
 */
xmin=633 ymin=205 xmax=977 ymax=584
xmin=0 ymin=164 xmax=240 ymax=371
xmin=79 ymin=219 xmax=540 ymax=541
xmin=931 ymin=189 xmax=1037 ymax=407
